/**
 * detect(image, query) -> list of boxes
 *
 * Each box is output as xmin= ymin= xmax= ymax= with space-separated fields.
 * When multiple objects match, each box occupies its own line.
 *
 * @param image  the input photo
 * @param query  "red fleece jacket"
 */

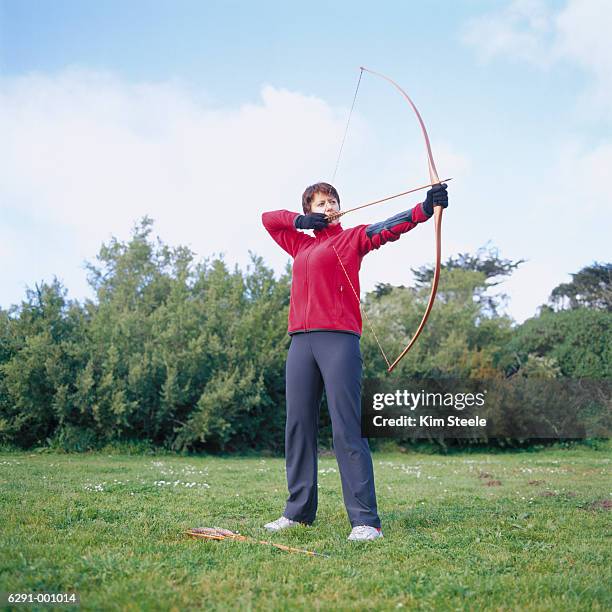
xmin=262 ymin=204 xmax=431 ymax=336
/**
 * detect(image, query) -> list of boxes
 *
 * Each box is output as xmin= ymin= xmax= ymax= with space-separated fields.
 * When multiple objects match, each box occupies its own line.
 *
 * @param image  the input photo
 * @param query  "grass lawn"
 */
xmin=1 ymin=444 xmax=610 ymax=611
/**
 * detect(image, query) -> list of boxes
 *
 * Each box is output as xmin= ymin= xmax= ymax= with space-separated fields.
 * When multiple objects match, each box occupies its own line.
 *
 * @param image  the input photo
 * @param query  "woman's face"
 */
xmin=310 ymin=192 xmax=340 ymax=224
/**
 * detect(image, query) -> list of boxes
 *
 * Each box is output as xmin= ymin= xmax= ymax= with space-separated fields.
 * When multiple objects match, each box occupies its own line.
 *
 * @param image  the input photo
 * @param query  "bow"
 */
xmin=185 ymin=527 xmax=329 ymax=557
xmin=334 ymin=67 xmax=445 ymax=373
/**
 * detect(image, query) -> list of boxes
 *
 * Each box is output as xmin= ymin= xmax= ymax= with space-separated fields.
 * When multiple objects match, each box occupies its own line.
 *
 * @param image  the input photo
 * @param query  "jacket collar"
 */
xmin=314 ymin=223 xmax=343 ymax=240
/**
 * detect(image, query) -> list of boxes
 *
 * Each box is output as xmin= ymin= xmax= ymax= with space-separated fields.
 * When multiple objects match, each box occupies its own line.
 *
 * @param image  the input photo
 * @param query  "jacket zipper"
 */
xmin=303 ymin=246 xmax=312 ymax=331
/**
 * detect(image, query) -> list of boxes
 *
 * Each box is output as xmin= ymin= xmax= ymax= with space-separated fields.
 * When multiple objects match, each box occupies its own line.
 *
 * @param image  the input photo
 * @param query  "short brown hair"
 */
xmin=301 ymin=182 xmax=341 ymax=214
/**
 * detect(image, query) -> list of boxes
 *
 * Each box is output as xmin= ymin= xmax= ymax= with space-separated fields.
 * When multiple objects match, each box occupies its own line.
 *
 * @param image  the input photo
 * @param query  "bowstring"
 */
xmin=332 ymin=245 xmax=390 ymax=369
xmin=330 ymin=69 xmax=390 ymax=368
xmin=331 ymin=68 xmax=363 ymax=184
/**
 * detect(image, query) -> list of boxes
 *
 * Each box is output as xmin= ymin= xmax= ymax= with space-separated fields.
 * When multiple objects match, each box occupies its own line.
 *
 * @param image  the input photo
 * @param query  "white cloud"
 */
xmin=555 ymin=0 xmax=612 ymax=117
xmin=0 ymin=67 xmax=470 ymax=315
xmin=553 ymin=141 xmax=612 ymax=217
xmin=459 ymin=0 xmax=612 ymax=323
xmin=1 ymin=68 xmax=339 ymax=242
xmin=0 ymin=68 xmax=348 ymax=306
xmin=462 ymin=0 xmax=612 ymax=117
xmin=461 ymin=0 xmax=556 ymax=67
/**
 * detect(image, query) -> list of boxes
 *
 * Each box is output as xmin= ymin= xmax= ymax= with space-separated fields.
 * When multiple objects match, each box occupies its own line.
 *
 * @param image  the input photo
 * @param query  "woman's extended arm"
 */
xmin=356 ymin=184 xmax=448 ymax=255
xmin=354 ymin=201 xmax=429 ymax=255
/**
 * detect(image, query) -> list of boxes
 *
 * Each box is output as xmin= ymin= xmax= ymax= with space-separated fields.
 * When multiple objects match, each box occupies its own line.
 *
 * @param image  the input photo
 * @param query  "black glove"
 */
xmin=422 ymin=183 xmax=449 ymax=217
xmin=294 ymin=212 xmax=329 ymax=231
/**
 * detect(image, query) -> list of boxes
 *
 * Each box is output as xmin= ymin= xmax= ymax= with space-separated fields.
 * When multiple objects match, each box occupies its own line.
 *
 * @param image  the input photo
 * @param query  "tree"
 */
xmin=411 ymin=243 xmax=524 ymax=317
xmin=0 ymin=278 xmax=89 ymax=447
xmin=360 ymin=267 xmax=513 ymax=379
xmin=548 ymin=262 xmax=612 ymax=312
xmin=496 ymin=309 xmax=612 ymax=379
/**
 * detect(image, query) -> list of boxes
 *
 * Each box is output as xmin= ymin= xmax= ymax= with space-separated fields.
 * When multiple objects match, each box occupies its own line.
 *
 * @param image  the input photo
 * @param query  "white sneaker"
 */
xmin=263 ymin=516 xmax=301 ymax=532
xmin=347 ymin=525 xmax=383 ymax=541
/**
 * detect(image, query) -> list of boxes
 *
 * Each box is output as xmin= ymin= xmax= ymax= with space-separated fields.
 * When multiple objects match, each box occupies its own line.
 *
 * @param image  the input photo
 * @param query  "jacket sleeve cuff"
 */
xmin=415 ymin=201 xmax=432 ymax=221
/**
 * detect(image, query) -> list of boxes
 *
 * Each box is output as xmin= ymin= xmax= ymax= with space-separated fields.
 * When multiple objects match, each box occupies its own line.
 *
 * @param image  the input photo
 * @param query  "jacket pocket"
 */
xmin=335 ymin=266 xmax=345 ymax=321
xmin=337 ymin=283 xmax=345 ymax=320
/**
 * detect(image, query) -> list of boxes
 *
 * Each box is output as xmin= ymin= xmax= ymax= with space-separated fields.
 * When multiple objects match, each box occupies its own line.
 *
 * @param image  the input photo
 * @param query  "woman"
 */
xmin=261 ymin=181 xmax=448 ymax=541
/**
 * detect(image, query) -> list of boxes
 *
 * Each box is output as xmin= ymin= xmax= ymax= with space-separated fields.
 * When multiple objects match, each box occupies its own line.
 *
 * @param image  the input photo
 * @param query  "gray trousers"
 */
xmin=283 ymin=331 xmax=381 ymax=528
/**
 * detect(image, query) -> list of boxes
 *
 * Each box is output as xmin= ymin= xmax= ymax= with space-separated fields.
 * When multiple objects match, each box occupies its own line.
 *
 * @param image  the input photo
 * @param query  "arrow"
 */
xmin=327 ymin=178 xmax=452 ymax=221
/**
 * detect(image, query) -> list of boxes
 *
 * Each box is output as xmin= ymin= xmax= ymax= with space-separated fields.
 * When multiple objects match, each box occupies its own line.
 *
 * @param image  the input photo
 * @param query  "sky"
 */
xmin=1 ymin=0 xmax=610 ymax=323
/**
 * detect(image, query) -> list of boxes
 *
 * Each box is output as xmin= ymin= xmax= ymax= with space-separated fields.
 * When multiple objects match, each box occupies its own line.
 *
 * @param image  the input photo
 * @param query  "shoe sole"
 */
xmin=263 ymin=524 xmax=299 ymax=532
xmin=348 ymin=534 xmax=384 ymax=541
